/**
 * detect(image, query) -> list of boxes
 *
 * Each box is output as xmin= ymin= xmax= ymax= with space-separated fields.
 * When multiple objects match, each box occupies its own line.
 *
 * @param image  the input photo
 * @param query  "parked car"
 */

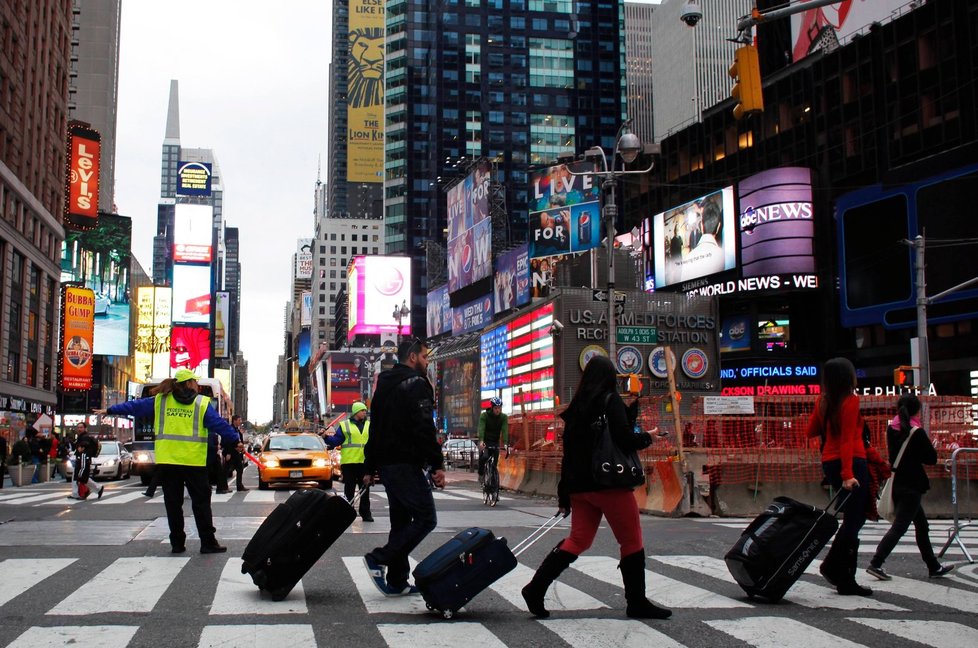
xmin=257 ymin=432 xmax=333 ymax=490
xmin=442 ymin=438 xmax=479 ymax=469
xmin=94 ymin=292 xmax=111 ymax=315
xmin=92 ymin=440 xmax=132 ymax=480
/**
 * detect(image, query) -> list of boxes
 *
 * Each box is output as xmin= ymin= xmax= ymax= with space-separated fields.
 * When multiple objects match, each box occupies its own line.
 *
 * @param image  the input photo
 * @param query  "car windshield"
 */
xmin=101 ymin=443 xmax=120 ymax=455
xmin=267 ymin=436 xmax=323 ymax=452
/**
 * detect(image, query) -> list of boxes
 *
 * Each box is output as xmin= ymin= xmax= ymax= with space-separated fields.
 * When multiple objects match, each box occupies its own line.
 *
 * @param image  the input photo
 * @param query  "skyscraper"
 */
xmin=624 ymin=2 xmax=656 ymax=146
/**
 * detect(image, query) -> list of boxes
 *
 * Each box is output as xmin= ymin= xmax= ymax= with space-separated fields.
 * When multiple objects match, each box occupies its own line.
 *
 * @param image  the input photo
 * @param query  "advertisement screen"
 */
xmin=652 ymin=186 xmax=736 ymax=289
xmin=60 ymin=213 xmax=132 ymax=356
xmin=134 ymin=287 xmax=172 ymax=381
xmin=440 ymin=352 xmax=481 ymax=436
xmin=171 ymin=264 xmax=212 ymax=325
xmin=494 ymin=245 xmax=531 ymax=313
xmin=452 ymin=293 xmax=494 ymax=336
xmin=176 ymin=161 xmax=212 ymax=196
xmin=214 ymin=291 xmax=229 ymax=359
xmin=478 ymin=302 xmax=555 ymax=411
xmin=791 ymin=1 xmax=903 ymax=62
xmin=170 ymin=326 xmax=210 ymax=376
xmin=426 ymin=284 xmax=451 ymax=337
xmin=173 ymin=204 xmax=213 ymax=263
xmin=530 ymin=256 xmax=558 ymax=299
xmin=300 ymin=291 xmax=312 ymax=328
xmin=296 ymin=238 xmax=313 ymax=279
xmin=60 ymin=286 xmax=96 ymax=391
xmin=64 ymin=123 xmax=101 ymax=231
xmin=738 ymin=167 xmax=814 ymax=278
xmin=447 ymin=161 xmax=492 ymax=292
xmin=346 ymin=0 xmax=384 ymax=183
xmin=348 ymin=255 xmax=412 ymax=336
xmin=528 ymin=161 xmax=601 ymax=259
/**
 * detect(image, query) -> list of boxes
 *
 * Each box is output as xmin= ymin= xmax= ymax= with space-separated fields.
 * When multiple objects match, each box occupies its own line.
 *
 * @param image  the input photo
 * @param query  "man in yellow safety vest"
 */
xmin=96 ymin=368 xmax=241 ymax=554
xmin=323 ymin=401 xmax=372 ymax=521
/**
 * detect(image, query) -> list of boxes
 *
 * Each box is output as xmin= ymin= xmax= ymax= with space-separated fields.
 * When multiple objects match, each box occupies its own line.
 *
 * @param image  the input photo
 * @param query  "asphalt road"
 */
xmin=0 ymin=468 xmax=976 ymax=648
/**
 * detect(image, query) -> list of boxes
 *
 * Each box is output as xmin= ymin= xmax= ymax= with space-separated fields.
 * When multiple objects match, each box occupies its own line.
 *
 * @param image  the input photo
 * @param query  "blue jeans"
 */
xmin=370 ymin=464 xmax=437 ymax=587
xmin=822 ymin=457 xmax=870 ymax=544
xmin=30 ymin=456 xmax=41 ymax=483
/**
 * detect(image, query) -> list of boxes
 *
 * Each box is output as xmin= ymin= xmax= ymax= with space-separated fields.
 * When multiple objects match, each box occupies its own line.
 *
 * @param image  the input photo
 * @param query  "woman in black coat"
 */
xmin=866 ymin=394 xmax=953 ymax=580
xmin=521 ymin=356 xmax=670 ymax=620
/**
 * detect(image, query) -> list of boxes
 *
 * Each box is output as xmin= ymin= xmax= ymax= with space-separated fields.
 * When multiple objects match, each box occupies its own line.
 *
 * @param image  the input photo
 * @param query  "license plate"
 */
xmin=289 ymin=470 xmax=303 ymax=478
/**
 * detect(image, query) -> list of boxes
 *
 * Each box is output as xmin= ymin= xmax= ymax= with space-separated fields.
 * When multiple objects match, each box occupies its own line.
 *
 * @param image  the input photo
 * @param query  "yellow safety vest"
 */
xmin=340 ymin=419 xmax=369 ymax=465
xmin=154 ymin=394 xmax=210 ymax=466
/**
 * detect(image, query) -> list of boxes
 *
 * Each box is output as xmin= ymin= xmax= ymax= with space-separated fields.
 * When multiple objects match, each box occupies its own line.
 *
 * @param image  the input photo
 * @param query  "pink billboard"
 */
xmin=791 ymin=0 xmax=904 ymax=62
xmin=347 ymin=255 xmax=412 ymax=336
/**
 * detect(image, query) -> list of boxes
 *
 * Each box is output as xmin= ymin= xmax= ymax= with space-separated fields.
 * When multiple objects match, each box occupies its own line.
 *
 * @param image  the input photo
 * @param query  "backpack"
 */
xmin=90 ymin=438 xmax=101 ymax=458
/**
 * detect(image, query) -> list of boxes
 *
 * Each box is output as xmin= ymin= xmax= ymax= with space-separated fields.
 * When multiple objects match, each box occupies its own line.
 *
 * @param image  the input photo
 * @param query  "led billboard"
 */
xmin=214 ymin=291 xmax=229 ymax=359
xmin=60 ymin=213 xmax=132 ymax=356
xmin=791 ymin=1 xmax=904 ymax=62
xmin=494 ymin=245 xmax=530 ymax=313
xmin=296 ymin=238 xmax=313 ymax=280
xmin=478 ymin=302 xmax=555 ymax=411
xmin=170 ymin=326 xmax=210 ymax=376
xmin=171 ymin=264 xmax=212 ymax=325
xmin=452 ymin=293 xmax=494 ymax=336
xmin=347 ymin=255 xmax=412 ymax=336
xmin=426 ymin=284 xmax=451 ymax=337
xmin=176 ymin=161 xmax=212 ymax=196
xmin=652 ymin=186 xmax=736 ymax=289
xmin=738 ymin=167 xmax=815 ymax=278
xmin=134 ymin=287 xmax=172 ymax=381
xmin=528 ymin=161 xmax=601 ymax=259
xmin=447 ymin=161 xmax=492 ymax=292
xmin=60 ymin=286 xmax=96 ymax=391
xmin=346 ymin=0 xmax=384 ymax=183
xmin=64 ymin=122 xmax=101 ymax=231
xmin=173 ymin=204 xmax=213 ymax=263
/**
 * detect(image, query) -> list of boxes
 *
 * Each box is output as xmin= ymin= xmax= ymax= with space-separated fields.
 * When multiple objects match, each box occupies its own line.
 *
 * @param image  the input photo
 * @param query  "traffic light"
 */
xmin=729 ymin=44 xmax=764 ymax=120
xmin=893 ymin=367 xmax=907 ymax=386
xmin=627 ymin=374 xmax=642 ymax=395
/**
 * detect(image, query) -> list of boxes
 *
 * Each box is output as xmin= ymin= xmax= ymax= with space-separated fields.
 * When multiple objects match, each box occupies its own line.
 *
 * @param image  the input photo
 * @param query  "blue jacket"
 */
xmin=107 ymin=396 xmax=240 ymax=449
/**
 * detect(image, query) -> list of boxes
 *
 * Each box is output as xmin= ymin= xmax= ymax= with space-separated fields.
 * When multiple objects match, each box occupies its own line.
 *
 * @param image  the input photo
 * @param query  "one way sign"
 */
xmin=592 ymin=289 xmax=626 ymax=303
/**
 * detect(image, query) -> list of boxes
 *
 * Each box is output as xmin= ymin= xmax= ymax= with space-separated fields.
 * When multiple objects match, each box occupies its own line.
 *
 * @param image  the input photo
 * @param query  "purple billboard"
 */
xmin=447 ymin=160 xmax=492 ymax=292
xmin=452 ymin=293 xmax=494 ymax=336
xmin=493 ymin=245 xmax=530 ymax=313
xmin=426 ymin=284 xmax=452 ymax=337
xmin=738 ymin=167 xmax=815 ymax=277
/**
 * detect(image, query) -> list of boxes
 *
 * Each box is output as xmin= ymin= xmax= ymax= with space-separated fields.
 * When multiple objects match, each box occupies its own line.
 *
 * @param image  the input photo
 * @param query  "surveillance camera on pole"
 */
xmin=680 ymin=0 xmax=702 ymax=27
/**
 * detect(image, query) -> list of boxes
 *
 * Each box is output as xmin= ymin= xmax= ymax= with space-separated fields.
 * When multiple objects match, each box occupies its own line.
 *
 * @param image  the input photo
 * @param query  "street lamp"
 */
xmin=392 ymin=299 xmax=411 ymax=343
xmin=569 ymin=119 xmax=653 ymax=360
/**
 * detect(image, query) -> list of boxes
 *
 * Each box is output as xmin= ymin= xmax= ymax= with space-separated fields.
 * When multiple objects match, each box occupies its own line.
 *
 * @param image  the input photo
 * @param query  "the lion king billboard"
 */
xmin=347 ymin=0 xmax=384 ymax=183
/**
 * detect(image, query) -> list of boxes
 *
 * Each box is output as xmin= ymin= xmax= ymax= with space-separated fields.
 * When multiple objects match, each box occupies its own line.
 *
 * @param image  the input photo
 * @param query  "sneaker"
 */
xmin=929 ymin=564 xmax=954 ymax=578
xmin=866 ymin=565 xmax=891 ymax=581
xmin=384 ymin=583 xmax=420 ymax=597
xmin=363 ymin=554 xmax=388 ymax=594
xmin=97 ymin=486 xmax=105 ymax=500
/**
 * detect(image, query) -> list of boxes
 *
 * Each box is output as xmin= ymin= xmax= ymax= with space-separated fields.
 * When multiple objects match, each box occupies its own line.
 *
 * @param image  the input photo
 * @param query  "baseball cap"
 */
xmin=351 ymin=401 xmax=368 ymax=415
xmin=174 ymin=368 xmax=200 ymax=383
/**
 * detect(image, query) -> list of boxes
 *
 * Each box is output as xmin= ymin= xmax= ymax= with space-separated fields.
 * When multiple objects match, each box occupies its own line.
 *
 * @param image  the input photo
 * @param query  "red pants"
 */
xmin=561 ymin=489 xmax=644 ymax=557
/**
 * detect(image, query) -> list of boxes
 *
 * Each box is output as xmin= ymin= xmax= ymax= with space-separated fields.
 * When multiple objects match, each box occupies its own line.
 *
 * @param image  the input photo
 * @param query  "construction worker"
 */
xmin=323 ymin=401 xmax=372 ymax=521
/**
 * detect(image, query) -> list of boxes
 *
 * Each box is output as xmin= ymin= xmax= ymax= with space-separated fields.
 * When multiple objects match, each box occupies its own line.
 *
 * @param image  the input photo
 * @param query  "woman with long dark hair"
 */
xmin=806 ymin=357 xmax=873 ymax=596
xmin=866 ymin=394 xmax=953 ymax=580
xmin=521 ymin=356 xmax=671 ymax=620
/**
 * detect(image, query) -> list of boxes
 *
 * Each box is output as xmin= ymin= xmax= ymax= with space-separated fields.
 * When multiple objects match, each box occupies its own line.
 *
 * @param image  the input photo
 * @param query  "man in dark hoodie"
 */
xmin=362 ymin=338 xmax=444 ymax=596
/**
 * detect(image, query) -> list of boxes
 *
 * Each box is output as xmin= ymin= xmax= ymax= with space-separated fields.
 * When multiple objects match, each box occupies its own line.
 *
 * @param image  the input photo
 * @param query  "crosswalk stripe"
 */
xmin=211 ymin=491 xmax=235 ymax=503
xmin=0 ymin=559 xmax=76 ymax=607
xmin=9 ymin=492 xmax=74 ymax=505
xmin=490 ymin=563 xmax=608 ymax=612
xmin=706 ymin=617 xmax=866 ymax=648
xmin=341 ymin=556 xmax=428 ymax=615
xmin=448 ymin=490 xmax=511 ymax=502
xmin=863 ymin=570 xmax=978 ymax=613
xmin=47 ymin=556 xmax=189 ymax=615
xmin=652 ymin=555 xmax=905 ymax=611
xmin=209 ymin=558 xmax=307 ymax=614
xmin=93 ymin=490 xmax=147 ymax=505
xmin=433 ymin=490 xmax=474 ymax=501
xmin=378 ymin=621 xmax=507 ymax=648
xmin=574 ymin=555 xmax=751 ymax=609
xmin=541 ymin=618 xmax=686 ymax=648
xmin=244 ymin=491 xmax=277 ymax=503
xmin=0 ymin=492 xmax=35 ymax=502
xmin=4 ymin=625 xmax=139 ymax=648
xmin=198 ymin=624 xmax=316 ymax=648
xmin=848 ymin=617 xmax=978 ymax=647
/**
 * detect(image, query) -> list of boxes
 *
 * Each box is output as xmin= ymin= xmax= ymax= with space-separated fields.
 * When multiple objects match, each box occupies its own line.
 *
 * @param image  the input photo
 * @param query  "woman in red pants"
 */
xmin=521 ymin=355 xmax=670 ymax=620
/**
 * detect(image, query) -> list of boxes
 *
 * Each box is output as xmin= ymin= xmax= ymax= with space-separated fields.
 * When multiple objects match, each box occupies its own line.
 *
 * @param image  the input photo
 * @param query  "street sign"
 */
xmin=616 ymin=326 xmax=657 ymax=344
xmin=593 ymin=289 xmax=626 ymax=303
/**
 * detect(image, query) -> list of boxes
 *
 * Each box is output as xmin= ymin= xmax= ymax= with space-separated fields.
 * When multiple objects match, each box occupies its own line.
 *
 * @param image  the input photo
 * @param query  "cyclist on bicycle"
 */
xmin=478 ymin=397 xmax=509 ymax=483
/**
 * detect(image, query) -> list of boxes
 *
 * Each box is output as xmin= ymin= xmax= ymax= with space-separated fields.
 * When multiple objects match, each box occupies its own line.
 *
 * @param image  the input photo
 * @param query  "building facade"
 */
xmin=624 ymin=2 xmax=655 ymax=146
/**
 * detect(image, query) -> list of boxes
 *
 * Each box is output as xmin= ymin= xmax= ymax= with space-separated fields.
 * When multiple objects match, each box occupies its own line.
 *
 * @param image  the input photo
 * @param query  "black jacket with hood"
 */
xmin=364 ymin=363 xmax=443 ymax=473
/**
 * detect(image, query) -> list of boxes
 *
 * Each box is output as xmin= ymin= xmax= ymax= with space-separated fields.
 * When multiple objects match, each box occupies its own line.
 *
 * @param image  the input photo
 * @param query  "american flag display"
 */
xmin=479 ymin=302 xmax=555 ymax=411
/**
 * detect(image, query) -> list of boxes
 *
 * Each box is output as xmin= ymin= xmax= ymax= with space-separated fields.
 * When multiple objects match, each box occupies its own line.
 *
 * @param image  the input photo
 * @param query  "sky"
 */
xmin=115 ymin=1 xmax=331 ymax=424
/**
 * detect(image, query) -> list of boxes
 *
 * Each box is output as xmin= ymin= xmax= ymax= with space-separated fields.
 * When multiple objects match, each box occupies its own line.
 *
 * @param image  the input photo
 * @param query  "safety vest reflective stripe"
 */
xmin=154 ymin=394 xmax=209 ymax=466
xmin=340 ymin=420 xmax=368 ymax=464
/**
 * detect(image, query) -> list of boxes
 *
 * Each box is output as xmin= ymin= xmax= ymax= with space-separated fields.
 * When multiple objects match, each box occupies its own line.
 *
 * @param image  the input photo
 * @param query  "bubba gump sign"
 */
xmin=61 ymin=286 xmax=96 ymax=391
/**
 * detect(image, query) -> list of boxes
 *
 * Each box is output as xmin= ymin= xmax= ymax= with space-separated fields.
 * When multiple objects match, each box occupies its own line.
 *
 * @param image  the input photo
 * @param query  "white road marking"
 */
xmin=863 ymin=570 xmax=978 ymax=613
xmin=209 ymin=557 xmax=307 ymax=614
xmin=849 ymin=618 xmax=978 ymax=647
xmin=5 ymin=625 xmax=138 ymax=648
xmin=198 ymin=624 xmax=316 ymax=648
xmin=541 ymin=618 xmax=686 ymax=648
xmin=706 ymin=617 xmax=866 ymax=648
xmin=341 ymin=556 xmax=428 ymax=615
xmin=244 ymin=490 xmax=277 ymax=503
xmin=0 ymin=559 xmax=76 ymax=607
xmin=490 ymin=563 xmax=608 ymax=612
xmin=93 ymin=490 xmax=147 ymax=505
xmin=47 ymin=556 xmax=189 ymax=614
xmin=378 ymin=622 xmax=507 ymax=648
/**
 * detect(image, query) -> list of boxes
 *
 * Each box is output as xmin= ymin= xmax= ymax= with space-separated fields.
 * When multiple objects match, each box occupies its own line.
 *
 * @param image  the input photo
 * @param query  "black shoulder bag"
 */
xmin=591 ymin=394 xmax=646 ymax=489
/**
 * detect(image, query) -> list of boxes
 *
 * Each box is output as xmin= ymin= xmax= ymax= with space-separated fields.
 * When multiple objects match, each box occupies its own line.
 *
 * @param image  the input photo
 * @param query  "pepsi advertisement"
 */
xmin=528 ymin=161 xmax=602 ymax=260
xmin=447 ymin=161 xmax=492 ymax=292
xmin=493 ymin=245 xmax=530 ymax=313
xmin=452 ymin=294 xmax=494 ymax=336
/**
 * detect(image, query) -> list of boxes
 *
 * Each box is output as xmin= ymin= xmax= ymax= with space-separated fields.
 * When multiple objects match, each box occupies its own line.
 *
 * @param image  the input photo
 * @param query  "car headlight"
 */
xmin=102 ymin=459 xmax=116 ymax=467
xmin=264 ymin=458 xmax=279 ymax=468
xmin=135 ymin=453 xmax=151 ymax=463
xmin=313 ymin=458 xmax=329 ymax=468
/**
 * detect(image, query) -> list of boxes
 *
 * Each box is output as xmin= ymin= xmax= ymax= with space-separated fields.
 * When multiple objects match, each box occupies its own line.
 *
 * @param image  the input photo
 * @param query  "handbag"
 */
xmin=877 ymin=426 xmax=917 ymax=522
xmin=591 ymin=394 xmax=646 ymax=489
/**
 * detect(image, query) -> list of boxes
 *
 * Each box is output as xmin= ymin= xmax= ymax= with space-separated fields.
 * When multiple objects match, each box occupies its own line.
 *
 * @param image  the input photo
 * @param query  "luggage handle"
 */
xmin=511 ymin=513 xmax=567 ymax=557
xmin=827 ymin=488 xmax=853 ymax=518
xmin=348 ymin=486 xmax=367 ymax=509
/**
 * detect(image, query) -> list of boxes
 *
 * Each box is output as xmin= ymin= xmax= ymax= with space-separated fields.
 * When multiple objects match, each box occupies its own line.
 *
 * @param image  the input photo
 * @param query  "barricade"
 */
xmin=938 ymin=447 xmax=978 ymax=563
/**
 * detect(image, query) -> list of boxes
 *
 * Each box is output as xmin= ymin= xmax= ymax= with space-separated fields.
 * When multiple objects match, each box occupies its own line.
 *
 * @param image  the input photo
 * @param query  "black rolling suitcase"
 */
xmin=413 ymin=514 xmax=564 ymax=619
xmin=724 ymin=491 xmax=848 ymax=602
xmin=241 ymin=488 xmax=359 ymax=600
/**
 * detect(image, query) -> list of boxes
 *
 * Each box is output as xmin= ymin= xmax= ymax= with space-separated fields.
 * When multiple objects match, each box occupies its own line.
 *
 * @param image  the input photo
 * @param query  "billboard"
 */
xmin=791 ymin=1 xmax=904 ymax=62
xmin=652 ymin=186 xmax=736 ymax=289
xmin=64 ymin=123 xmax=101 ymax=231
xmin=300 ymin=291 xmax=313 ymax=328
xmin=426 ymin=284 xmax=451 ymax=337
xmin=347 ymin=255 xmax=412 ymax=336
xmin=530 ymin=256 xmax=558 ymax=299
xmin=528 ymin=161 xmax=601 ymax=259
xmin=478 ymin=302 xmax=556 ymax=411
xmin=134 ymin=287 xmax=172 ymax=380
xmin=452 ymin=293 xmax=494 ymax=336
xmin=493 ymin=245 xmax=530 ymax=313
xmin=214 ymin=291 xmax=229 ymax=359
xmin=296 ymin=238 xmax=313 ymax=280
xmin=447 ymin=161 xmax=492 ymax=292
xmin=171 ymin=264 xmax=212 ymax=325
xmin=440 ymin=351 xmax=481 ymax=436
xmin=170 ymin=326 xmax=210 ymax=376
xmin=60 ymin=286 xmax=96 ymax=391
xmin=176 ymin=161 xmax=212 ymax=196
xmin=346 ymin=0 xmax=384 ymax=183
xmin=60 ymin=213 xmax=132 ymax=356
xmin=738 ymin=167 xmax=815 ymax=278
xmin=173 ymin=204 xmax=213 ymax=263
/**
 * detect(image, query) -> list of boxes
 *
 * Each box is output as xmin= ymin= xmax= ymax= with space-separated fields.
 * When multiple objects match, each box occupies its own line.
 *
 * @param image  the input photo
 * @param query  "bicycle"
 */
xmin=482 ymin=444 xmax=503 ymax=507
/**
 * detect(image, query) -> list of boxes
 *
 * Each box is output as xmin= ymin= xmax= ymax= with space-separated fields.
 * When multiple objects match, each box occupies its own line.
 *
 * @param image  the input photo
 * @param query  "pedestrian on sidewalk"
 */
xmin=807 ymin=357 xmax=873 ymax=596
xmin=210 ymin=430 xmax=231 ymax=495
xmin=96 ymin=369 xmax=240 ymax=554
xmin=362 ymin=338 xmax=444 ymax=596
xmin=70 ymin=422 xmax=103 ymax=500
xmin=0 ymin=433 xmax=8 ymax=488
xmin=323 ymin=401 xmax=372 ymax=521
xmin=224 ymin=415 xmax=248 ymax=492
xmin=522 ymin=355 xmax=671 ymax=621
xmin=866 ymin=394 xmax=953 ymax=581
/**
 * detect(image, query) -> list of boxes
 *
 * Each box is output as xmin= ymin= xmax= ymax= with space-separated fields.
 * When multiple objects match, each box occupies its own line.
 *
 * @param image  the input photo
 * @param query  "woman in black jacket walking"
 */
xmin=521 ymin=356 xmax=671 ymax=620
xmin=866 ymin=394 xmax=953 ymax=580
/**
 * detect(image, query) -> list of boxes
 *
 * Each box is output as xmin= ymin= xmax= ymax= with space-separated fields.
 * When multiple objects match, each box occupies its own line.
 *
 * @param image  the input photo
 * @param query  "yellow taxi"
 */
xmin=257 ymin=432 xmax=334 ymax=490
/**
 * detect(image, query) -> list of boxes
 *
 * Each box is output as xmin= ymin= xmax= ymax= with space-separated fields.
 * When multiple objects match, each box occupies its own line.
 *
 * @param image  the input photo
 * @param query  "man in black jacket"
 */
xmin=362 ymin=338 xmax=445 ymax=596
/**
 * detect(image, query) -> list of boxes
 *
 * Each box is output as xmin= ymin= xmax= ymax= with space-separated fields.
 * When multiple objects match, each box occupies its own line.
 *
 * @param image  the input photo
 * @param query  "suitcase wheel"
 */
xmin=442 ymin=609 xmax=454 ymax=620
xmin=425 ymin=604 xmax=433 ymax=611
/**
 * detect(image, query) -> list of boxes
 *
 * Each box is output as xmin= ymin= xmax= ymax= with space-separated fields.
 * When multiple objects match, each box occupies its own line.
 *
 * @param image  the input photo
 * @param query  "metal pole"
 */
xmin=605 ymin=177 xmax=617 ymax=360
xmin=915 ymin=235 xmax=930 ymax=389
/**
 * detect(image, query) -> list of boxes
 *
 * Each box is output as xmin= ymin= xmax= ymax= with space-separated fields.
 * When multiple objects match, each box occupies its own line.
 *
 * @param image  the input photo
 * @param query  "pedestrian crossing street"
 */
xmin=1 ymin=549 xmax=977 ymax=648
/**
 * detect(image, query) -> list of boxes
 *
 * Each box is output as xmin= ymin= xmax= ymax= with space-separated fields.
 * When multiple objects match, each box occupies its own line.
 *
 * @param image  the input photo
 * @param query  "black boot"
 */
xmin=836 ymin=538 xmax=872 ymax=596
xmin=619 ymin=551 xmax=672 ymax=619
xmin=521 ymin=544 xmax=577 ymax=618
xmin=819 ymin=538 xmax=847 ymax=587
